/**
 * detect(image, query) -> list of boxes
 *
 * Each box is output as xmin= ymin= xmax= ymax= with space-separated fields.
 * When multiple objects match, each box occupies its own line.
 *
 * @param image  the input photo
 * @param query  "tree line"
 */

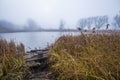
xmin=77 ymin=12 xmax=120 ymax=30
xmin=0 ymin=11 xmax=120 ymax=32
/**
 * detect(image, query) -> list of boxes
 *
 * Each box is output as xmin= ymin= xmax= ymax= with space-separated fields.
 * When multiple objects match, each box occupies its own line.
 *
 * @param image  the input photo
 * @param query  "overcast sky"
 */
xmin=0 ymin=0 xmax=120 ymax=29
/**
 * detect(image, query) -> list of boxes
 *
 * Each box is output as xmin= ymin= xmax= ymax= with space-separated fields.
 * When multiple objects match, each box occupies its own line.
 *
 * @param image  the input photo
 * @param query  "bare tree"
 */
xmin=113 ymin=12 xmax=120 ymax=28
xmin=77 ymin=15 xmax=108 ymax=31
xmin=27 ymin=19 xmax=37 ymax=28
xmin=25 ymin=19 xmax=41 ymax=30
xmin=93 ymin=16 xmax=108 ymax=29
xmin=77 ymin=19 xmax=87 ymax=30
xmin=86 ymin=17 xmax=93 ymax=30
xmin=59 ymin=20 xmax=65 ymax=30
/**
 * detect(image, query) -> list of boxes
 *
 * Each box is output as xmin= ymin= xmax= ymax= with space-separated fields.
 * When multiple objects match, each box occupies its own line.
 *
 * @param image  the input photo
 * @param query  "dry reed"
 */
xmin=0 ymin=39 xmax=29 ymax=80
xmin=49 ymin=32 xmax=120 ymax=80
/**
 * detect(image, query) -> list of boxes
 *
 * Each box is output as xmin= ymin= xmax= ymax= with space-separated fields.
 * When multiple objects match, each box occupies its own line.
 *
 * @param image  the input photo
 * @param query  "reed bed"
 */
xmin=0 ymin=39 xmax=29 ymax=80
xmin=49 ymin=32 xmax=120 ymax=80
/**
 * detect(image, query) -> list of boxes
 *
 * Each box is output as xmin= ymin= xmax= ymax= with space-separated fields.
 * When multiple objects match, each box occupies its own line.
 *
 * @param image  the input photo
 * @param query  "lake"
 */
xmin=0 ymin=32 xmax=79 ymax=51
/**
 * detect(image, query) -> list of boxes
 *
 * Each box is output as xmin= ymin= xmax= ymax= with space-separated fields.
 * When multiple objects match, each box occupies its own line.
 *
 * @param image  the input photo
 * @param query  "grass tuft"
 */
xmin=0 ymin=39 xmax=30 ymax=80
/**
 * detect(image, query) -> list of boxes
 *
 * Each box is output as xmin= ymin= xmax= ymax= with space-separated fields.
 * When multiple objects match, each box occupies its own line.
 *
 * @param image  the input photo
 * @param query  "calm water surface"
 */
xmin=0 ymin=32 xmax=79 ymax=51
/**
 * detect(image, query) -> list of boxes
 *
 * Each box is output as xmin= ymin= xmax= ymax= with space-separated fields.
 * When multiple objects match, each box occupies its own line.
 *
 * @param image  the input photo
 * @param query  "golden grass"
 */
xmin=49 ymin=32 xmax=120 ymax=80
xmin=0 ymin=39 xmax=29 ymax=80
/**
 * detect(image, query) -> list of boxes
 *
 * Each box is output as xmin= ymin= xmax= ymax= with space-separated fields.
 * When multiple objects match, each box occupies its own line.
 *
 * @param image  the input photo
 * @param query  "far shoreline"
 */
xmin=0 ymin=29 xmax=120 ymax=33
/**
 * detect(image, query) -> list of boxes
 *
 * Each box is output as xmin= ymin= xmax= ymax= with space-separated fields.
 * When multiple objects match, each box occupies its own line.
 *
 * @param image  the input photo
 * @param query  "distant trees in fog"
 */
xmin=77 ymin=19 xmax=87 ymax=30
xmin=77 ymin=15 xmax=108 ymax=30
xmin=113 ymin=12 xmax=120 ymax=28
xmin=0 ymin=20 xmax=18 ymax=32
xmin=0 ymin=11 xmax=120 ymax=33
xmin=24 ymin=19 xmax=41 ymax=31
xmin=94 ymin=16 xmax=108 ymax=29
xmin=27 ymin=19 xmax=38 ymax=28
xmin=86 ymin=17 xmax=93 ymax=30
xmin=59 ymin=20 xmax=65 ymax=30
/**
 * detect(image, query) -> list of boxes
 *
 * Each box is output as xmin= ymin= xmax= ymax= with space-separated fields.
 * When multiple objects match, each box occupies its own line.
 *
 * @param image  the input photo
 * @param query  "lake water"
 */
xmin=0 ymin=32 xmax=79 ymax=51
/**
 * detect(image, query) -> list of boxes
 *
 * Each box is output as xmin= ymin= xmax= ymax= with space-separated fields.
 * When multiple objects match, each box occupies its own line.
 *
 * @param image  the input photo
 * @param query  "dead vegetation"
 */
xmin=0 ymin=39 xmax=30 ymax=80
xmin=49 ymin=32 xmax=120 ymax=80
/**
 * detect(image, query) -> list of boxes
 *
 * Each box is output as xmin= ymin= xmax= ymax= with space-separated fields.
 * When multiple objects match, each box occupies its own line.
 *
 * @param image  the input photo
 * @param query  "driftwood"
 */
xmin=24 ymin=47 xmax=51 ymax=80
xmin=25 ymin=47 xmax=50 ymax=67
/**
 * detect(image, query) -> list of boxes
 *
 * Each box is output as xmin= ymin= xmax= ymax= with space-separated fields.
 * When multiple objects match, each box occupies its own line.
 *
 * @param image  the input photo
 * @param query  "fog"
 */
xmin=0 ymin=0 xmax=120 ymax=29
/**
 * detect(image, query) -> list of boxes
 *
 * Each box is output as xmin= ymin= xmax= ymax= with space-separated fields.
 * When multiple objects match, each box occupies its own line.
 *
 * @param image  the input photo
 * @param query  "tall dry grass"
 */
xmin=0 ymin=39 xmax=29 ymax=80
xmin=49 ymin=32 xmax=120 ymax=80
